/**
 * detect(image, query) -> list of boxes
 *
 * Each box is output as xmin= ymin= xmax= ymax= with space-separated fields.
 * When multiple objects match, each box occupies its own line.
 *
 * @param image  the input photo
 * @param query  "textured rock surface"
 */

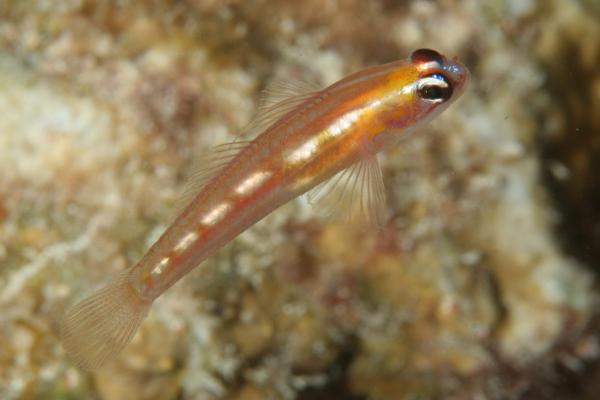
xmin=0 ymin=0 xmax=598 ymax=399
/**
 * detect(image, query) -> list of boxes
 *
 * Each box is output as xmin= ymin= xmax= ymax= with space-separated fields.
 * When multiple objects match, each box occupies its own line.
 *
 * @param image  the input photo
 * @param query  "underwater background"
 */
xmin=0 ymin=0 xmax=598 ymax=399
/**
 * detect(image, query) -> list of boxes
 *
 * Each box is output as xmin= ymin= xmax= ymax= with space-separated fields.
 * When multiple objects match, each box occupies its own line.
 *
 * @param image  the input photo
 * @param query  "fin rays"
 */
xmin=307 ymin=154 xmax=387 ymax=229
xmin=244 ymin=78 xmax=320 ymax=138
xmin=60 ymin=271 xmax=151 ymax=370
xmin=173 ymin=78 xmax=321 ymax=216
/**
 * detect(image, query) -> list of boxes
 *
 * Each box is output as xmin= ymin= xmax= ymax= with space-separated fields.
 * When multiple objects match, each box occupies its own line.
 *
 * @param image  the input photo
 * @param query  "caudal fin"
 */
xmin=60 ymin=271 xmax=152 ymax=370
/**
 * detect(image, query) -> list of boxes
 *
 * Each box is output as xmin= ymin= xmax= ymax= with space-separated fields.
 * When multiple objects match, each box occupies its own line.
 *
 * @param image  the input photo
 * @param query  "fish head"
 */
xmin=366 ymin=48 xmax=470 ymax=150
xmin=405 ymin=48 xmax=470 ymax=124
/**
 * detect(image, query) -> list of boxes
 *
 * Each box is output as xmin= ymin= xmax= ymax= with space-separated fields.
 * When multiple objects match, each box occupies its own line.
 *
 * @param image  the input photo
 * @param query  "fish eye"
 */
xmin=410 ymin=48 xmax=445 ymax=66
xmin=416 ymin=73 xmax=453 ymax=102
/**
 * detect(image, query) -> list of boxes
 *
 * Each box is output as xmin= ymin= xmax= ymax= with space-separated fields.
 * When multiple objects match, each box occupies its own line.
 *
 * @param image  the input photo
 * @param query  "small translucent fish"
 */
xmin=60 ymin=49 xmax=469 ymax=370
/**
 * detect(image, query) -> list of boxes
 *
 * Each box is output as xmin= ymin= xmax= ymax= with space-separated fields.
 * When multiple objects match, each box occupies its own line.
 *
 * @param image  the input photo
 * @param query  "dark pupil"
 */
xmin=421 ymin=85 xmax=445 ymax=100
xmin=418 ymin=73 xmax=452 ymax=101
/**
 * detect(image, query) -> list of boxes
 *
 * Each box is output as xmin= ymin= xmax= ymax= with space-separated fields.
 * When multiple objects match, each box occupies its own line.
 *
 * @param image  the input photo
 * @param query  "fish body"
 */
xmin=61 ymin=49 xmax=469 ymax=370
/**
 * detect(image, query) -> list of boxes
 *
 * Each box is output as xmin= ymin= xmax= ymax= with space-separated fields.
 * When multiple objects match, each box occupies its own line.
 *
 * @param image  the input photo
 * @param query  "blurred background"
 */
xmin=0 ymin=0 xmax=598 ymax=399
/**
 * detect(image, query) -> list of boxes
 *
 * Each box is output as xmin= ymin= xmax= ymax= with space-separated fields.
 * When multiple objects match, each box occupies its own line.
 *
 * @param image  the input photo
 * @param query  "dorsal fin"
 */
xmin=244 ymin=77 xmax=321 ymax=138
xmin=172 ymin=78 xmax=321 ymax=216
xmin=172 ymin=140 xmax=253 ymax=215
xmin=261 ymin=79 xmax=322 ymax=106
xmin=307 ymin=153 xmax=387 ymax=229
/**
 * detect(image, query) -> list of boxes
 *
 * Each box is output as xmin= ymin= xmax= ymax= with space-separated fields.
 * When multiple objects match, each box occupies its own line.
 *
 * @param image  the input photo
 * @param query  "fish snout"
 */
xmin=443 ymin=57 xmax=470 ymax=95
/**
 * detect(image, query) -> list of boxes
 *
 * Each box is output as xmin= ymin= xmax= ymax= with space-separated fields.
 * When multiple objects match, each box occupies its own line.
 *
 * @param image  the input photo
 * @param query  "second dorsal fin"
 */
xmin=173 ymin=77 xmax=322 ymax=216
xmin=171 ymin=139 xmax=253 ymax=216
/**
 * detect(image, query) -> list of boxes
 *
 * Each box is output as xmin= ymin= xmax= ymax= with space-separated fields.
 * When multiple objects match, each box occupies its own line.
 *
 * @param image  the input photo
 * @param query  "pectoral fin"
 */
xmin=307 ymin=154 xmax=387 ymax=229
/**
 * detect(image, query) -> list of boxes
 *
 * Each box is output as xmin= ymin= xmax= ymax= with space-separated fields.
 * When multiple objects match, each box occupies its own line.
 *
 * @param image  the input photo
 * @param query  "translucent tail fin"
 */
xmin=60 ymin=271 xmax=152 ymax=370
